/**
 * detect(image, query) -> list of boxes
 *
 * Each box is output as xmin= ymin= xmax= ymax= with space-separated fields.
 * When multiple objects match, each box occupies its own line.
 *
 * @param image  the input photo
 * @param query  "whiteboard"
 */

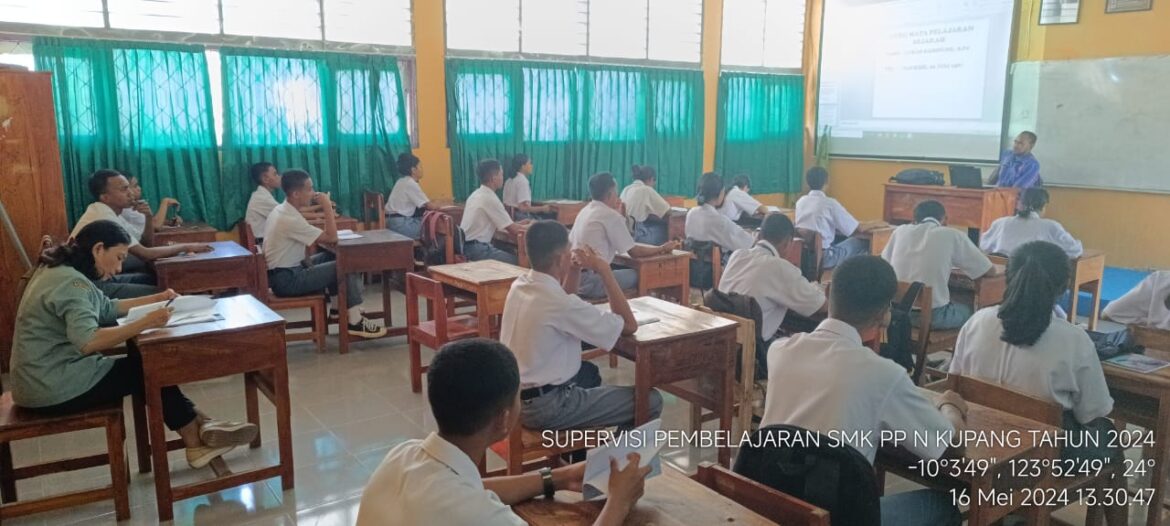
xmin=1008 ymin=56 xmax=1170 ymax=193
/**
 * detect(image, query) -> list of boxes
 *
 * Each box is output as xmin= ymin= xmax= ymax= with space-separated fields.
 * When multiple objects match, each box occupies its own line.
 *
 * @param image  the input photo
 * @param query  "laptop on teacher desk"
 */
xmin=949 ymin=165 xmax=987 ymax=189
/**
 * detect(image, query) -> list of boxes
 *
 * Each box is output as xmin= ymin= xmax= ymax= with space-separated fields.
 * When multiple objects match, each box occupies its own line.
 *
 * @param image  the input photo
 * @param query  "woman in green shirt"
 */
xmin=10 ymin=220 xmax=256 ymax=469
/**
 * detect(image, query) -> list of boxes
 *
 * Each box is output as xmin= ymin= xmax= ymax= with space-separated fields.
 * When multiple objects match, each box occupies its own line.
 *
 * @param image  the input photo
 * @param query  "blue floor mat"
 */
xmin=1058 ymin=267 xmax=1151 ymax=317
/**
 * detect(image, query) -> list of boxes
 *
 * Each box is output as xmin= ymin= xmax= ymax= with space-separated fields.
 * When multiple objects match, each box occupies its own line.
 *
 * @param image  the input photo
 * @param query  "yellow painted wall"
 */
xmin=411 ymin=0 xmax=455 ymax=200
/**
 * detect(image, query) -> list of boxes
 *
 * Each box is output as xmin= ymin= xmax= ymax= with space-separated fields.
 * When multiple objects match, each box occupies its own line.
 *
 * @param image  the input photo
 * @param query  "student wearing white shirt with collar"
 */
xmin=357 ymin=339 xmax=650 ymax=526
xmin=245 ymin=162 xmax=327 ymax=241
xmin=502 ymin=154 xmax=551 ymax=220
xmin=881 ymin=200 xmax=998 ymax=330
xmin=1103 ymin=271 xmax=1170 ymax=330
xmin=719 ymin=174 xmax=768 ymax=222
xmin=461 ymin=159 xmax=529 ymax=264
xmin=501 ymin=221 xmax=663 ymax=431
xmin=620 ymin=165 xmax=672 ymax=245
xmin=385 ymin=152 xmax=441 ymax=240
xmin=980 ymin=188 xmax=1083 ymax=258
xmin=685 ymin=172 xmax=754 ymax=257
xmin=762 ymin=256 xmax=966 ymax=526
xmin=120 ymin=175 xmax=181 ymax=239
xmin=794 ymin=167 xmax=884 ymax=269
xmin=570 ymin=172 xmax=680 ymax=298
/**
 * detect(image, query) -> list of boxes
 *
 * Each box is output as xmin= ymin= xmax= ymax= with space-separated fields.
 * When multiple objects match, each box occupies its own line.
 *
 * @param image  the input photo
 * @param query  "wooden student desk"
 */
xmin=130 ymin=295 xmax=293 ymax=522
xmin=612 ymin=247 xmax=691 ymax=304
xmin=1102 ymin=343 xmax=1170 ymax=526
xmin=151 ymin=241 xmax=258 ymax=296
xmin=152 ymin=223 xmax=218 ymax=245
xmin=513 ymin=465 xmax=773 ymax=526
xmin=317 ymin=229 xmax=414 ymax=354
xmin=665 ymin=207 xmax=688 ymax=241
xmin=537 ymin=199 xmax=587 ymax=226
xmin=949 ymin=264 xmax=1007 ymax=310
xmin=309 ymin=214 xmax=360 ymax=232
xmin=492 ymin=222 xmax=531 ymax=267
xmin=427 ymin=259 xmax=528 ymax=338
xmin=883 ymin=183 xmax=1017 ymax=233
xmin=857 ymin=226 xmax=895 ymax=257
xmin=988 ymin=250 xmax=1106 ymax=330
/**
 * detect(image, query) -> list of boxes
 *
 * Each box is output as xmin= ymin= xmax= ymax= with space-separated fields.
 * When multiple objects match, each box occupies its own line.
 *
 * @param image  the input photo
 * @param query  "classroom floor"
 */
xmin=1 ymin=290 xmax=1163 ymax=525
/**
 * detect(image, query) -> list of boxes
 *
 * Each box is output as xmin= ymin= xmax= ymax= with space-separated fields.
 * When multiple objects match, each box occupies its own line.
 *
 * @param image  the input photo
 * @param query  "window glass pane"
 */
xmin=336 ymin=69 xmax=403 ymax=135
xmin=722 ymin=0 xmax=805 ymax=69
xmin=521 ymin=0 xmax=586 ymax=56
xmin=223 ymin=55 xmax=324 ymax=144
xmin=205 ymin=50 xmax=224 ymax=144
xmin=446 ymin=0 xmax=520 ymax=52
xmin=653 ymin=79 xmax=693 ymax=135
xmin=324 ymin=0 xmax=412 ymax=46
xmin=762 ymin=0 xmax=804 ymax=69
xmin=222 ymin=0 xmax=323 ymax=41
xmin=720 ymin=0 xmax=766 ymax=67
xmin=0 ymin=52 xmax=34 ymax=70
xmin=588 ymin=0 xmax=647 ymax=60
xmin=0 ymin=0 xmax=105 ymax=27
xmin=454 ymin=73 xmax=511 ymax=134
xmin=523 ymin=68 xmax=572 ymax=141
xmin=107 ymin=0 xmax=221 ymax=34
xmin=724 ymin=78 xmax=762 ymax=141
xmin=588 ymin=70 xmax=645 ymax=140
xmin=647 ymin=0 xmax=701 ymax=63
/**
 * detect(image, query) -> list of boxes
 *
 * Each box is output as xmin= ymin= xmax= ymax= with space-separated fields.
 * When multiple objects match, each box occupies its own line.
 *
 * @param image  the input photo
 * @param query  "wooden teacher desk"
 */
xmin=427 ymin=259 xmax=528 ymax=339
xmin=883 ymin=183 xmax=1017 ymax=233
xmin=151 ymin=241 xmax=258 ymax=296
xmin=318 ymin=229 xmax=414 ymax=353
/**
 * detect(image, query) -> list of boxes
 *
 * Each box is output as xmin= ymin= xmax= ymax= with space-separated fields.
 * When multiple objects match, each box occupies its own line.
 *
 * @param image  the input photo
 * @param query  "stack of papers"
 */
xmin=582 ymin=419 xmax=664 ymax=500
xmin=336 ymin=229 xmax=362 ymax=240
xmin=1105 ymin=353 xmax=1170 ymax=374
xmin=118 ymin=295 xmax=220 ymax=328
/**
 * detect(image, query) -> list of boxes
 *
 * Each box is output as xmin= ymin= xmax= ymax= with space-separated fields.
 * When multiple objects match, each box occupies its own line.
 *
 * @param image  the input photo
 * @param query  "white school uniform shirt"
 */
xmin=685 ymin=204 xmax=754 ymax=252
xmin=794 ymin=190 xmax=860 ymax=249
xmin=71 ymin=202 xmax=140 ymax=247
xmin=950 ymin=307 xmax=1113 ymax=424
xmin=500 ymin=270 xmax=625 ymax=387
xmin=569 ymin=201 xmax=636 ymax=264
xmin=262 ymin=201 xmax=322 ymax=270
xmin=356 ymin=432 xmax=525 ymax=526
xmin=460 ymin=185 xmax=514 ymax=244
xmin=502 ymin=173 xmax=532 ymax=207
xmin=881 ymin=218 xmax=992 ymax=308
xmin=720 ymin=186 xmax=762 ymax=221
xmin=979 ymin=212 xmax=1083 ymax=258
xmin=119 ymin=208 xmax=146 ymax=239
xmin=1102 ymin=271 xmax=1170 ymax=330
xmin=761 ymin=318 xmax=954 ymax=464
xmin=245 ymin=185 xmax=279 ymax=238
xmin=620 ymin=180 xmax=671 ymax=222
xmin=386 ymin=176 xmax=430 ymax=217
xmin=718 ymin=241 xmax=826 ymax=337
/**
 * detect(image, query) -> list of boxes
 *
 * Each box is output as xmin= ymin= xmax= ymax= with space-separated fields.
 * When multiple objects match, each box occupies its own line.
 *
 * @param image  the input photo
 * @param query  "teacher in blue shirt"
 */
xmin=990 ymin=131 xmax=1041 ymax=189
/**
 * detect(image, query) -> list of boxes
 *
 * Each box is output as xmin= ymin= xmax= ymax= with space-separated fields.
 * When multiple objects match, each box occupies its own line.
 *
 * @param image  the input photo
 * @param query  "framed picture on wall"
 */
xmin=1039 ymin=0 xmax=1081 ymax=24
xmin=1106 ymin=0 xmax=1153 ymax=13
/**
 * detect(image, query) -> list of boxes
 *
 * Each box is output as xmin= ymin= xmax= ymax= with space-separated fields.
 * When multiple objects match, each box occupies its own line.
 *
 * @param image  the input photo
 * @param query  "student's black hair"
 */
xmin=88 ymin=169 xmax=124 ymax=201
xmin=281 ymin=169 xmax=312 ymax=195
xmin=1016 ymin=187 xmax=1049 ymax=218
xmin=631 ymin=164 xmax=656 ymax=183
xmin=696 ymin=172 xmax=724 ymax=205
xmin=731 ymin=174 xmax=752 ymax=190
xmin=998 ymin=241 xmax=1070 ymax=346
xmin=40 ymin=220 xmax=132 ymax=280
xmin=507 ymin=153 xmax=530 ymax=179
xmin=806 ymin=166 xmax=829 ymax=191
xmin=249 ymin=162 xmax=275 ymax=186
xmin=525 ymin=220 xmax=569 ymax=271
xmin=427 ymin=338 xmax=520 ymax=437
xmin=588 ymin=172 xmax=617 ymax=202
xmin=759 ymin=212 xmax=795 ymax=247
xmin=477 ymin=159 xmax=502 ymax=184
xmin=913 ymin=200 xmax=946 ymax=223
xmin=829 ymin=255 xmax=898 ymax=327
xmin=396 ymin=152 xmax=420 ymax=177
xmin=1020 ymin=131 xmax=1038 ymax=144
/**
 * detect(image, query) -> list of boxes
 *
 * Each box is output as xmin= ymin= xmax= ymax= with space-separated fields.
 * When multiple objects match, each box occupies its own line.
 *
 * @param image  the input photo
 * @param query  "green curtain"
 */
xmin=446 ymin=59 xmax=704 ymax=201
xmin=34 ymin=38 xmax=223 ymax=226
xmin=219 ymin=48 xmax=411 ymax=222
xmin=714 ymin=72 xmax=805 ymax=194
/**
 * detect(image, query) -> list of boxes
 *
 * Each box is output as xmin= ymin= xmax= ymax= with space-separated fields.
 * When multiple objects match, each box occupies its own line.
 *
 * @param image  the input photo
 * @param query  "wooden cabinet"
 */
xmin=0 ymin=70 xmax=68 ymax=370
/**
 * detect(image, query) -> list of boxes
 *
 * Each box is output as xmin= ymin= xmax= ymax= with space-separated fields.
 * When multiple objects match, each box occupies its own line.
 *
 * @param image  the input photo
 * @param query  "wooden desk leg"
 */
xmin=145 ymin=380 xmax=175 ymax=522
xmin=337 ymin=270 xmax=350 ymax=354
xmin=1068 ymin=285 xmax=1081 ymax=328
xmin=106 ymin=411 xmax=131 ymax=521
xmin=132 ymin=392 xmax=151 ymax=474
xmin=1088 ymin=279 xmax=1102 ymax=331
xmin=274 ymin=362 xmax=295 ymax=491
xmin=382 ymin=270 xmax=394 ymax=331
xmin=476 ymin=288 xmax=492 ymax=339
xmin=634 ymin=358 xmax=651 ymax=425
xmin=1145 ymin=395 xmax=1170 ymax=526
xmin=244 ymin=373 xmax=261 ymax=448
xmin=718 ymin=350 xmax=733 ymax=467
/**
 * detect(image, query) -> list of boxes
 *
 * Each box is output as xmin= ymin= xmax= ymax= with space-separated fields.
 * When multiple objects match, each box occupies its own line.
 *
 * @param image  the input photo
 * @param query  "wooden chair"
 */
xmin=406 ymin=272 xmax=481 ymax=393
xmin=693 ymin=462 xmax=830 ymax=526
xmin=361 ymin=190 xmax=387 ymax=231
xmin=893 ymin=281 xmax=935 ymax=385
xmin=680 ymin=307 xmax=761 ymax=434
xmin=252 ymin=246 xmax=327 ymax=353
xmin=794 ymin=228 xmax=824 ymax=281
xmin=686 ymin=240 xmax=722 ymax=294
xmin=487 ymin=425 xmax=600 ymax=476
xmin=236 ymin=219 xmax=258 ymax=252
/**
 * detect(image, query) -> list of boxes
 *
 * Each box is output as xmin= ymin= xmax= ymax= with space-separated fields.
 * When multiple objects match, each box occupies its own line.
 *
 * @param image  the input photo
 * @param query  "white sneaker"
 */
xmin=186 ymin=445 xmax=235 ymax=469
xmin=199 ymin=420 xmax=258 ymax=448
xmin=348 ymin=316 xmax=387 ymax=338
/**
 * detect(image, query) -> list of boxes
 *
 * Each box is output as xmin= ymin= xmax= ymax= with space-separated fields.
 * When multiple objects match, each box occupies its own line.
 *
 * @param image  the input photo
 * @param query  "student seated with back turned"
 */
xmin=719 ymin=174 xmax=768 ymax=222
xmin=1102 ymin=270 xmax=1170 ymax=330
xmin=385 ymin=152 xmax=441 ymax=240
xmin=718 ymin=213 xmax=826 ymax=347
xmin=263 ymin=169 xmax=386 ymax=338
xmin=245 ymin=162 xmax=328 ymax=242
xmin=121 ymin=174 xmax=181 ymax=238
xmin=356 ymin=338 xmax=650 ymax=526
xmin=11 ymin=220 xmax=257 ymax=470
xmin=72 ymin=169 xmax=212 ymax=299
xmin=570 ymin=172 xmax=680 ymax=299
xmin=620 ymin=164 xmax=672 ymax=245
xmin=501 ymin=221 xmax=663 ymax=431
xmin=795 ymin=166 xmax=883 ymax=269
xmin=980 ymin=187 xmax=1083 ymax=258
xmin=461 ymin=159 xmax=529 ymax=264
xmin=761 ymin=255 xmax=966 ymax=526
xmin=685 ymin=172 xmax=754 ymax=257
xmin=502 ymin=153 xmax=552 ymax=220
xmin=882 ymin=200 xmax=997 ymax=330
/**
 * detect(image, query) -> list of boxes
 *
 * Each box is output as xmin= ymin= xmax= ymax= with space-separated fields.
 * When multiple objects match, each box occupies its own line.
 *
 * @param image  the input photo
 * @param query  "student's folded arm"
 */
xmin=129 ymin=244 xmax=180 ymax=262
xmin=627 ymin=244 xmax=662 ymax=258
xmin=503 ymin=222 xmax=524 ymax=235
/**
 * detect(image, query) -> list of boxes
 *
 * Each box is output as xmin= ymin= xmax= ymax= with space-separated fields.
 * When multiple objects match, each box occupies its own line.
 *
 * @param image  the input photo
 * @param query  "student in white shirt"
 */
xmin=501 ymin=221 xmax=663 ymax=430
xmin=502 ymin=154 xmax=551 ymax=220
xmin=121 ymin=175 xmax=181 ymax=239
xmin=246 ymin=162 xmax=327 ymax=241
xmin=762 ymin=255 xmax=966 ymax=526
xmin=1103 ymin=271 xmax=1170 ymax=330
xmin=461 ymin=159 xmax=529 ymax=264
xmin=621 ymin=165 xmax=672 ymax=245
xmin=881 ymin=200 xmax=997 ymax=330
xmin=980 ymin=188 xmax=1083 ymax=258
xmin=263 ymin=170 xmax=386 ymax=338
xmin=794 ymin=166 xmax=881 ymax=268
xmin=357 ymin=339 xmax=650 ymax=526
xmin=685 ymin=172 xmax=754 ymax=257
xmin=719 ymin=174 xmax=768 ymax=222
xmin=385 ymin=152 xmax=440 ymax=240
xmin=719 ymin=213 xmax=826 ymax=347
xmin=71 ymin=169 xmax=211 ymax=298
xmin=570 ymin=172 xmax=680 ymax=298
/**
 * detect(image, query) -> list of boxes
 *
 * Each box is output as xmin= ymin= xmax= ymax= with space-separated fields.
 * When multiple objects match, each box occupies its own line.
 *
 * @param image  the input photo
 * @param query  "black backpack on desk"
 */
xmin=890 ymin=169 xmax=944 ymax=186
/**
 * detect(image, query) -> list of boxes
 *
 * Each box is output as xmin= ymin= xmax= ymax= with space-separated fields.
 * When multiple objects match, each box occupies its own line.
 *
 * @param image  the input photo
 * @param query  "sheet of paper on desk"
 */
xmin=1105 ymin=353 xmax=1170 ymax=374
xmin=765 ymin=205 xmax=783 ymax=213
xmin=336 ymin=229 xmax=362 ymax=240
xmin=119 ymin=295 xmax=219 ymax=327
xmin=582 ymin=418 xmax=663 ymax=501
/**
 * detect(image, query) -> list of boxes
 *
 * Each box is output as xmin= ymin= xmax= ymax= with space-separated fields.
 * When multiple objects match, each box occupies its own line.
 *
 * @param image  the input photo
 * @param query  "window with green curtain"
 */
xmin=34 ymin=37 xmax=224 ymax=227
xmin=714 ymin=72 xmax=805 ymax=195
xmin=446 ymin=58 xmax=703 ymax=201
xmin=219 ymin=48 xmax=411 ymax=223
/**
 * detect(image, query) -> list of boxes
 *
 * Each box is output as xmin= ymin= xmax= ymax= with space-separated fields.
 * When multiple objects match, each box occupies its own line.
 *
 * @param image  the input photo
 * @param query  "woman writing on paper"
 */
xmin=9 ymin=220 xmax=258 ymax=470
